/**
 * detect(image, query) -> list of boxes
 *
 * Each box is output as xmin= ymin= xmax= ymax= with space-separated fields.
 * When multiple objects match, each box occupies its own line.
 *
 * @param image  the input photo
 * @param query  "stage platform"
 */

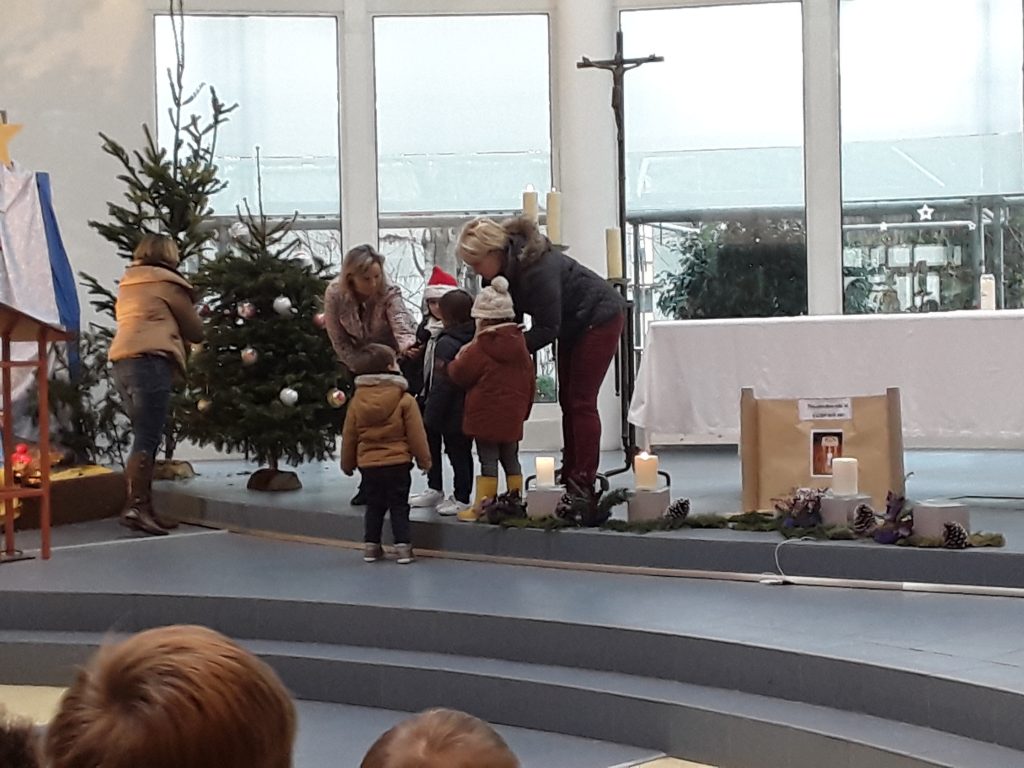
xmin=1 ymin=523 xmax=1023 ymax=767
xmin=148 ymin=449 xmax=1024 ymax=589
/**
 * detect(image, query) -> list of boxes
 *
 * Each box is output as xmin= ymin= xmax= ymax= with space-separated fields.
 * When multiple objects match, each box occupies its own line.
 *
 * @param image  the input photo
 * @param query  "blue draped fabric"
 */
xmin=35 ymin=172 xmax=80 ymax=374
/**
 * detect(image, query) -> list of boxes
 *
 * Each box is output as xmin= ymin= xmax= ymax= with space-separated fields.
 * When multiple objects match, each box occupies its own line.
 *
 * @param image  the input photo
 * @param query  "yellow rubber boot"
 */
xmin=460 ymin=476 xmax=498 ymax=522
xmin=507 ymin=475 xmax=524 ymax=496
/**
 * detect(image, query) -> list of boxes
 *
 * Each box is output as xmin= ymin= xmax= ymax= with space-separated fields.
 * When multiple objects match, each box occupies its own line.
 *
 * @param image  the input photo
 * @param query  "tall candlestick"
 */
xmin=606 ymin=227 xmax=622 ymax=280
xmin=831 ymin=457 xmax=858 ymax=496
xmin=545 ymin=189 xmax=562 ymax=244
xmin=980 ymin=274 xmax=996 ymax=310
xmin=634 ymin=451 xmax=659 ymax=490
xmin=536 ymin=456 xmax=556 ymax=488
xmin=522 ymin=187 xmax=539 ymax=222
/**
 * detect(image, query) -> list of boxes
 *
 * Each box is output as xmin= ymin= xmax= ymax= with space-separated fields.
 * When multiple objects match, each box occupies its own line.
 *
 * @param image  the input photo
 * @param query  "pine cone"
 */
xmin=943 ymin=521 xmax=969 ymax=549
xmin=664 ymin=498 xmax=691 ymax=520
xmin=853 ymin=503 xmax=877 ymax=536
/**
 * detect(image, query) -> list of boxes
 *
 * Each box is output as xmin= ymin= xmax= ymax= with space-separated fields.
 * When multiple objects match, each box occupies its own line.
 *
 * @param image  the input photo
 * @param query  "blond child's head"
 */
xmin=360 ymin=709 xmax=519 ymax=768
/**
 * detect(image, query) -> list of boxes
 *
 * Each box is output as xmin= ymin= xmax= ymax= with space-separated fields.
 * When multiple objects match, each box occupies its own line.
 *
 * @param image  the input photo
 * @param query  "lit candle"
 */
xmin=831 ymin=458 xmax=858 ymax=496
xmin=634 ymin=451 xmax=659 ymax=490
xmin=536 ymin=456 xmax=556 ymax=488
xmin=606 ymin=227 xmax=622 ymax=280
xmin=522 ymin=186 xmax=539 ymax=222
xmin=980 ymin=274 xmax=996 ymax=310
xmin=545 ymin=189 xmax=562 ymax=244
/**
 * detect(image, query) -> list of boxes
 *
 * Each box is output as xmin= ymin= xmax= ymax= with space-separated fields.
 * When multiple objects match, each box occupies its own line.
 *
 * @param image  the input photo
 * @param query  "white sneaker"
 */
xmin=410 ymin=488 xmax=444 ymax=507
xmin=437 ymin=496 xmax=471 ymax=517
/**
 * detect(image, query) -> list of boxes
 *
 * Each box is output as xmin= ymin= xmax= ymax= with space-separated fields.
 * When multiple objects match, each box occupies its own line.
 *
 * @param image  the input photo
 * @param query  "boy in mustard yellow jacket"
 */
xmin=341 ymin=344 xmax=431 ymax=563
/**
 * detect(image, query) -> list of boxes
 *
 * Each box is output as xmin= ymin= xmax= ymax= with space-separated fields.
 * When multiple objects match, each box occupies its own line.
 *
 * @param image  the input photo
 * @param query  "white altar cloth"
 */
xmin=628 ymin=311 xmax=1024 ymax=449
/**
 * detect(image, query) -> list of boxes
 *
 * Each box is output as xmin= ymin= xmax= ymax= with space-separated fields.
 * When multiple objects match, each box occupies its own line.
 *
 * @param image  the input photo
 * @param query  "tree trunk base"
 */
xmin=154 ymin=460 xmax=197 ymax=481
xmin=247 ymin=468 xmax=302 ymax=492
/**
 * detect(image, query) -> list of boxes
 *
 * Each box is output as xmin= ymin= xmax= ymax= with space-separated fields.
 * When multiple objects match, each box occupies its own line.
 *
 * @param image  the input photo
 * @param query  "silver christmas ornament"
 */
xmin=241 ymin=347 xmax=258 ymax=366
xmin=279 ymin=387 xmax=299 ymax=406
xmin=273 ymin=296 xmax=293 ymax=316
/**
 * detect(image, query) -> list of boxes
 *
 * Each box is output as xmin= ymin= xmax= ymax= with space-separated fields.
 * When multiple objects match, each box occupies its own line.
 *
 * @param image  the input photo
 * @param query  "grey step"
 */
xmin=156 ymin=485 xmax=1024 ymax=588
xmin=2 ymin=587 xmax=1022 ymax=755
xmin=1 ymin=629 xmax=1020 ymax=768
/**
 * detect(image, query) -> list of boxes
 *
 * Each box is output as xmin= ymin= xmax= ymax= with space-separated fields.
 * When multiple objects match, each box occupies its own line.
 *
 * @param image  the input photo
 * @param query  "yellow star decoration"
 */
xmin=0 ymin=123 xmax=24 ymax=165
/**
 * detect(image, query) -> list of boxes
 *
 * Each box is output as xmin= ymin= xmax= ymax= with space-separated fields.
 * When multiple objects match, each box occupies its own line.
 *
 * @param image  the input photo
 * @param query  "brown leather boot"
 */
xmin=120 ymin=452 xmax=168 ymax=536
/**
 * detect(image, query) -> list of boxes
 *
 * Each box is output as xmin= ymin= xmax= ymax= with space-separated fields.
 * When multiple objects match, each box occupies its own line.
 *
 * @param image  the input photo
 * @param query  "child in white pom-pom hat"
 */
xmin=447 ymin=276 xmax=535 ymax=522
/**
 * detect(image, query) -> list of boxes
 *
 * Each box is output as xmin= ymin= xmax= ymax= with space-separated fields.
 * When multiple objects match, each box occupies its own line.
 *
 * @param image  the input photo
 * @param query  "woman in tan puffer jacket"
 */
xmin=109 ymin=234 xmax=203 ymax=536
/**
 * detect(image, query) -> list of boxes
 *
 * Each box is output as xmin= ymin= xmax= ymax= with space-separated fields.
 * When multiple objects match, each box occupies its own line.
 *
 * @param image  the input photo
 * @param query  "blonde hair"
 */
xmin=45 ymin=625 xmax=296 ymax=768
xmin=456 ymin=218 xmax=509 ymax=265
xmin=340 ymin=244 xmax=388 ymax=300
xmin=360 ymin=709 xmax=519 ymax=768
xmin=133 ymin=234 xmax=180 ymax=269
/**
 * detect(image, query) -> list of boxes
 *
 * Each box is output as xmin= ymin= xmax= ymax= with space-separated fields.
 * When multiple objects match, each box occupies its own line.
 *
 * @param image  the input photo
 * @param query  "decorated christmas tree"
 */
xmin=181 ymin=160 xmax=347 ymax=490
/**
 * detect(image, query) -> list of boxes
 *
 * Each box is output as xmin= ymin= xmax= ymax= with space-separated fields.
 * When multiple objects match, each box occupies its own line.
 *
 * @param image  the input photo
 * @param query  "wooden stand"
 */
xmin=0 ymin=303 xmax=71 ymax=563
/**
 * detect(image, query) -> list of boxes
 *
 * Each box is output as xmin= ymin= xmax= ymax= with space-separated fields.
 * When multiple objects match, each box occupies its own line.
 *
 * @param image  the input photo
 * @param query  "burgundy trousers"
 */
xmin=557 ymin=312 xmax=626 ymax=489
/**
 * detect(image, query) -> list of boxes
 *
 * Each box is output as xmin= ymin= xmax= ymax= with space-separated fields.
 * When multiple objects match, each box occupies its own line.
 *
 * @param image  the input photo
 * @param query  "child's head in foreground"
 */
xmin=360 ymin=708 xmax=519 ymax=768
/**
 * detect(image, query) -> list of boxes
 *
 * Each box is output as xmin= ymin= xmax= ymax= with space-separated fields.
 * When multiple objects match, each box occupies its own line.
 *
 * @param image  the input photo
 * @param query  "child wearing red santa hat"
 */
xmin=408 ymin=266 xmax=467 ymax=512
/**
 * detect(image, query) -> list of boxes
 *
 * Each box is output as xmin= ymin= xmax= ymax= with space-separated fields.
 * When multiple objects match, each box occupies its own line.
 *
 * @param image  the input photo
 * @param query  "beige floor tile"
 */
xmin=0 ymin=685 xmax=65 ymax=724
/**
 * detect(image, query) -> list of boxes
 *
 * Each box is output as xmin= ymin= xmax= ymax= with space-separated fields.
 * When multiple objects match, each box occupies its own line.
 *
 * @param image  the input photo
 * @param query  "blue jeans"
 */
xmin=112 ymin=355 xmax=174 ymax=458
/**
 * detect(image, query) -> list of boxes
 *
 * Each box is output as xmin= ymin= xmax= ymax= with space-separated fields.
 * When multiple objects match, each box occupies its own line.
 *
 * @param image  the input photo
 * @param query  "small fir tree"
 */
xmin=181 ymin=160 xmax=346 ymax=490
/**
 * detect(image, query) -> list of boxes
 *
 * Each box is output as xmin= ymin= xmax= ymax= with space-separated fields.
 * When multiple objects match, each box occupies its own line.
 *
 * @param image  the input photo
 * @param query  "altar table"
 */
xmin=628 ymin=310 xmax=1024 ymax=449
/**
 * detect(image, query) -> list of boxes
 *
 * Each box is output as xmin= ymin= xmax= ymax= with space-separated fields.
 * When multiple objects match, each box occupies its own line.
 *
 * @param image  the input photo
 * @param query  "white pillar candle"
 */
xmin=536 ymin=456 xmax=556 ymax=488
xmin=831 ymin=457 xmax=858 ymax=496
xmin=545 ymin=189 xmax=562 ymax=244
xmin=634 ymin=451 xmax=659 ymax=490
xmin=606 ymin=227 xmax=623 ymax=280
xmin=522 ymin=187 xmax=539 ymax=222
xmin=980 ymin=273 xmax=996 ymax=310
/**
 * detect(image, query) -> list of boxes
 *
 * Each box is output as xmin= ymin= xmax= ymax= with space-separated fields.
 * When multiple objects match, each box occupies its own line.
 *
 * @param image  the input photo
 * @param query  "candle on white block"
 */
xmin=522 ymin=186 xmax=539 ymax=222
xmin=536 ymin=456 xmax=556 ymax=488
xmin=634 ymin=451 xmax=659 ymax=490
xmin=545 ymin=189 xmax=562 ymax=244
xmin=980 ymin=274 xmax=996 ymax=310
xmin=606 ymin=227 xmax=623 ymax=280
xmin=831 ymin=458 xmax=858 ymax=496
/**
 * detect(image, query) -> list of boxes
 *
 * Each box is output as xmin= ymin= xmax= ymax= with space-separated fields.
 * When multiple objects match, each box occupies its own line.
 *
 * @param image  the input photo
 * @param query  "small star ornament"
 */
xmin=279 ymin=387 xmax=299 ymax=406
xmin=273 ymin=296 xmax=293 ymax=316
xmin=917 ymin=203 xmax=935 ymax=222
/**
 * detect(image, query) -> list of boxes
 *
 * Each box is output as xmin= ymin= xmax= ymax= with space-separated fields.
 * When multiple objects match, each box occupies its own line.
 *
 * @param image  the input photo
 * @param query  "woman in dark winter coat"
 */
xmin=456 ymin=216 xmax=626 ymax=494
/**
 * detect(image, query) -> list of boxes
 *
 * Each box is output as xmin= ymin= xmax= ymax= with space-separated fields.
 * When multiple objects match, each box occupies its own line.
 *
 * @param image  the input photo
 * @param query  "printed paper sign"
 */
xmin=798 ymin=398 xmax=852 ymax=422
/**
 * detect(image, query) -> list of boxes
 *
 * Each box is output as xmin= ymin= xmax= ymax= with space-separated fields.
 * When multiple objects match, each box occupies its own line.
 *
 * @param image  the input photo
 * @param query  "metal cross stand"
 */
xmin=578 ymin=30 xmax=670 ymax=487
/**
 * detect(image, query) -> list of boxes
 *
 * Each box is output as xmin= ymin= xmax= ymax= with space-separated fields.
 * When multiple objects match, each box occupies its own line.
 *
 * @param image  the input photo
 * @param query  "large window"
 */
xmin=621 ymin=4 xmax=806 ymax=329
xmin=155 ymin=15 xmax=340 ymax=217
xmin=840 ymin=0 xmax=1024 ymax=313
xmin=374 ymin=14 xmax=554 ymax=400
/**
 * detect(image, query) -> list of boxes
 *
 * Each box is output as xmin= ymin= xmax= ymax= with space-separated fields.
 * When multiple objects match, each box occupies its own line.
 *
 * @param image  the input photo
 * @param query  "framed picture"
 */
xmin=811 ymin=430 xmax=844 ymax=477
